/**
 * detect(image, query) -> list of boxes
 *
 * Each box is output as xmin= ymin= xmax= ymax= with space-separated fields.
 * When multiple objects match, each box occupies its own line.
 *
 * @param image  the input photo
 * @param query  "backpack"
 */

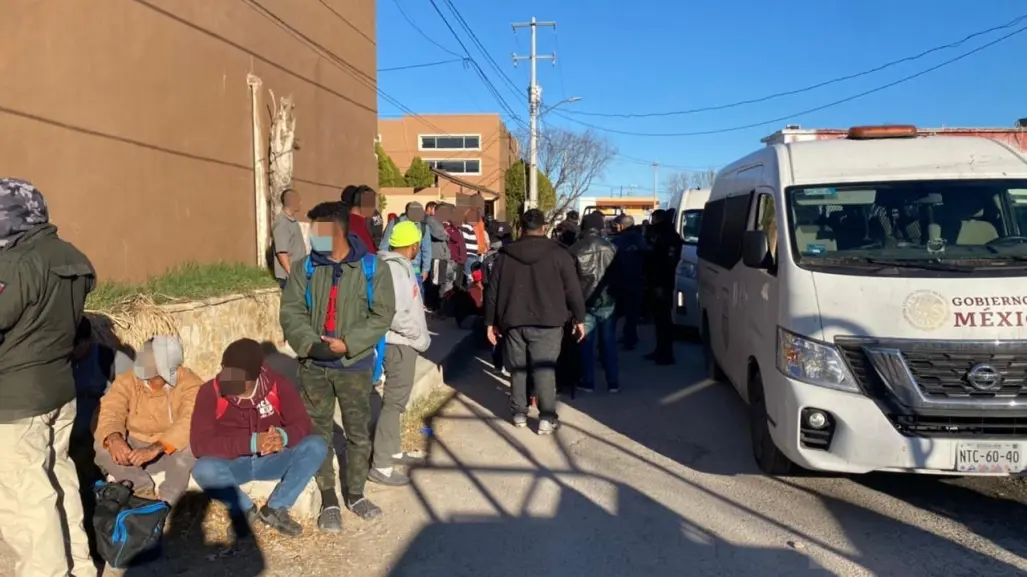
xmin=303 ymin=253 xmax=387 ymax=383
xmin=93 ymin=480 xmax=170 ymax=568
xmin=212 ymin=378 xmax=281 ymax=419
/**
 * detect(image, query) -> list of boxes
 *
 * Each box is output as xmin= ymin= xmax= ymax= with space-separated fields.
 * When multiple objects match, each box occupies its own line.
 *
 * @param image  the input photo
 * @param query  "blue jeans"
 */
xmin=580 ymin=312 xmax=619 ymax=389
xmin=617 ymin=294 xmax=641 ymax=348
xmin=191 ymin=435 xmax=328 ymax=514
xmin=465 ymin=254 xmax=480 ymax=281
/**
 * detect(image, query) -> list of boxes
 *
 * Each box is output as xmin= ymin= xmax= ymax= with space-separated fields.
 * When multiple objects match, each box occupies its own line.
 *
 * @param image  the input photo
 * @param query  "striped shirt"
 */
xmin=460 ymin=224 xmax=479 ymax=254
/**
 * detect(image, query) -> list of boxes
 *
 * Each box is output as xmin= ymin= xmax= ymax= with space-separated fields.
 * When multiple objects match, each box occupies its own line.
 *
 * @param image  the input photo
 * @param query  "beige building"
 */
xmin=1 ymin=0 xmax=377 ymax=281
xmin=377 ymin=114 xmax=520 ymax=219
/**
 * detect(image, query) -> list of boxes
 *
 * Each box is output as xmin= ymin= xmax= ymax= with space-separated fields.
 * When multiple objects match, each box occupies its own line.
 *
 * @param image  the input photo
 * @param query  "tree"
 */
xmin=664 ymin=168 xmax=718 ymax=197
xmin=505 ymin=160 xmax=557 ymax=220
xmin=522 ymin=128 xmax=617 ymax=221
xmin=376 ymin=142 xmax=405 ymax=187
xmin=404 ymin=157 xmax=435 ymax=189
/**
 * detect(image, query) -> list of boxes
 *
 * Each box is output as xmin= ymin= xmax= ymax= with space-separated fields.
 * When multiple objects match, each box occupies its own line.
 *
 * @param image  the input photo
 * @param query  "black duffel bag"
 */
xmin=93 ymin=480 xmax=171 ymax=568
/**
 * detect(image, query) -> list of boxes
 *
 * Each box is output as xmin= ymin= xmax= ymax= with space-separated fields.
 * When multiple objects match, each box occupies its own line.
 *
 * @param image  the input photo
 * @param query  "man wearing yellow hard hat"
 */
xmin=369 ymin=221 xmax=432 ymax=486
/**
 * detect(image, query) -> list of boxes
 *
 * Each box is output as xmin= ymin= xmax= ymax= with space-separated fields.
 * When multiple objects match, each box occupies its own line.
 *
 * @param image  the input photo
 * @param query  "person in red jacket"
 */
xmin=190 ymin=338 xmax=328 ymax=538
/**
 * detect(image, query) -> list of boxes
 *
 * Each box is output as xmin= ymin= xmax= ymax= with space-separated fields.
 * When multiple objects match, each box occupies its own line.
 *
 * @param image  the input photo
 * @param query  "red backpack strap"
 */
xmin=266 ymin=381 xmax=280 ymax=414
xmin=212 ymin=379 xmax=229 ymax=419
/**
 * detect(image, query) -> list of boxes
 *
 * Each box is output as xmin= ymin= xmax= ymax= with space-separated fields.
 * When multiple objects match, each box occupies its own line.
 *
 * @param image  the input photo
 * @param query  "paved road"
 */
xmin=388 ymin=332 xmax=1027 ymax=577
xmin=5 ymin=329 xmax=1027 ymax=576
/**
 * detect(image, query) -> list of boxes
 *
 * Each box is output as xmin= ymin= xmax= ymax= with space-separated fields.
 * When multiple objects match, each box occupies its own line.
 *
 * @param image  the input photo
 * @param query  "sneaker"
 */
xmin=258 ymin=505 xmax=303 ymax=537
xmin=317 ymin=505 xmax=343 ymax=533
xmin=538 ymin=420 xmax=559 ymax=435
xmin=576 ymin=385 xmax=595 ymax=393
xmin=609 ymin=385 xmax=622 ymax=394
xmin=512 ymin=413 xmax=528 ymax=428
xmin=368 ymin=468 xmax=411 ymax=486
xmin=655 ymin=357 xmax=676 ymax=366
xmin=393 ymin=450 xmax=427 ymax=465
xmin=501 ymin=368 xmax=511 ymax=377
xmin=643 ymin=352 xmax=658 ymax=361
xmin=347 ymin=497 xmax=383 ymax=520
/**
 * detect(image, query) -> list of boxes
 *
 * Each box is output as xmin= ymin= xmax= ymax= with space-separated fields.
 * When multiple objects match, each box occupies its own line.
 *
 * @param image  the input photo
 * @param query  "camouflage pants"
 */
xmin=297 ymin=364 xmax=373 ymax=501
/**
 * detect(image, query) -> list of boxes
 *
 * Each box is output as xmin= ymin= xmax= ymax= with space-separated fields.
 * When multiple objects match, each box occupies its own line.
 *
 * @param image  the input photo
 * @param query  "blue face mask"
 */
xmin=309 ymin=235 xmax=333 ymax=252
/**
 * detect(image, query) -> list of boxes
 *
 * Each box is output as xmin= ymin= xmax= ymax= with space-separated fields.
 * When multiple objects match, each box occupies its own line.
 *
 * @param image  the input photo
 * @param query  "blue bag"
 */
xmin=93 ymin=480 xmax=170 ymax=568
xmin=304 ymin=253 xmax=387 ymax=382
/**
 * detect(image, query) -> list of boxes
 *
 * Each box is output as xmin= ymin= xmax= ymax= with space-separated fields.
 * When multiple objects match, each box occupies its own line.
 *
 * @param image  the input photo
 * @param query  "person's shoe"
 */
xmin=513 ymin=413 xmax=528 ymax=428
xmin=623 ymin=343 xmax=637 ymax=351
xmin=501 ymin=368 xmax=511 ymax=377
xmin=346 ymin=497 xmax=383 ymax=521
xmin=368 ymin=468 xmax=411 ymax=487
xmin=258 ymin=505 xmax=303 ymax=537
xmin=317 ymin=505 xmax=343 ymax=533
xmin=643 ymin=352 xmax=658 ymax=361
xmin=393 ymin=450 xmax=427 ymax=465
xmin=609 ymin=385 xmax=622 ymax=394
xmin=655 ymin=357 xmax=677 ymax=366
xmin=576 ymin=384 xmax=595 ymax=393
xmin=537 ymin=420 xmax=559 ymax=435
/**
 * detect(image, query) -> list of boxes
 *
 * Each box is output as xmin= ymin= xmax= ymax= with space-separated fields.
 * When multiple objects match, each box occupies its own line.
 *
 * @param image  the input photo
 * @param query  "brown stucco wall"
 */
xmin=0 ymin=0 xmax=377 ymax=281
xmin=378 ymin=114 xmax=520 ymax=219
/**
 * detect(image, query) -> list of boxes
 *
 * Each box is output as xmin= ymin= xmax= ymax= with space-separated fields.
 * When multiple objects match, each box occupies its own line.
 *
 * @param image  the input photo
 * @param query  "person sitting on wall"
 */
xmin=93 ymin=336 xmax=203 ymax=505
xmin=190 ymin=338 xmax=328 ymax=538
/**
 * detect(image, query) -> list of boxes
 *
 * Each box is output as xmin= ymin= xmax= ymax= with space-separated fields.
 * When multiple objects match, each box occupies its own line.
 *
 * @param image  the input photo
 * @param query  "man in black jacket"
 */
xmin=645 ymin=210 xmax=683 ymax=365
xmin=485 ymin=209 xmax=586 ymax=434
xmin=0 ymin=178 xmax=97 ymax=577
xmin=569 ymin=213 xmax=620 ymax=393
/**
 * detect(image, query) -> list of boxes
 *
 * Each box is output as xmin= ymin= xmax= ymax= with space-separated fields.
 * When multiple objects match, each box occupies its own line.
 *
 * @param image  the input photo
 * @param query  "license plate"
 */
xmin=956 ymin=442 xmax=1025 ymax=473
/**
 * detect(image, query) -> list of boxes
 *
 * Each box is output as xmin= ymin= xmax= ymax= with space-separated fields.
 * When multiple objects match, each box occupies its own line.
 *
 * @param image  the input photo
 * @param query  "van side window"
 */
xmin=755 ymin=195 xmax=778 ymax=259
xmin=698 ymin=192 xmax=753 ymax=268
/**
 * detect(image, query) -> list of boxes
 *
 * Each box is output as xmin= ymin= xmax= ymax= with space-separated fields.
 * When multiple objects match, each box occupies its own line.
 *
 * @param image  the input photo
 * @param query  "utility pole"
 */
xmin=651 ymin=161 xmax=658 ymax=205
xmin=512 ymin=17 xmax=556 ymax=211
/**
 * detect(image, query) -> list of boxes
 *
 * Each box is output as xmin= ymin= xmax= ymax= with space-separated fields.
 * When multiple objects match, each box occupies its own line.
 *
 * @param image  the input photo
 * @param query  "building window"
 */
xmin=420 ymin=134 xmax=481 ymax=151
xmin=426 ymin=159 xmax=482 ymax=175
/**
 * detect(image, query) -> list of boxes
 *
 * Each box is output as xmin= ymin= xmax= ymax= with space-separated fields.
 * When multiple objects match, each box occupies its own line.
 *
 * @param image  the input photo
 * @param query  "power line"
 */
xmin=563 ymin=13 xmax=1027 ymax=119
xmin=440 ymin=0 xmax=523 ymax=99
xmin=379 ymin=58 xmax=466 ymax=72
xmin=553 ymin=24 xmax=1027 ymax=137
xmin=426 ymin=0 xmax=524 ymax=123
xmin=315 ymin=0 xmax=376 ymax=46
xmin=389 ymin=0 xmax=463 ymax=59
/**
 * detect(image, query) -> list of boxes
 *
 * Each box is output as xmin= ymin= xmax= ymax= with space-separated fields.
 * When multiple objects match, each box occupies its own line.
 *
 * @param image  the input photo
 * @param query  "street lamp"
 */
xmin=527 ymin=96 xmax=582 ymax=211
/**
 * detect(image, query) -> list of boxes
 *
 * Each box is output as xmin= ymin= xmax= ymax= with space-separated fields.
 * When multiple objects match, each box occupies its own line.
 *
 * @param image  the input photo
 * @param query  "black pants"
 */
xmin=653 ymin=289 xmax=675 ymax=360
xmin=555 ymin=323 xmax=581 ymax=393
xmin=505 ymin=326 xmax=562 ymax=421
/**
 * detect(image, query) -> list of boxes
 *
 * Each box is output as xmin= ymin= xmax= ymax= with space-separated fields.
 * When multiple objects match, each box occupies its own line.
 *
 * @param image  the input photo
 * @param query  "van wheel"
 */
xmin=702 ymin=316 xmax=727 ymax=382
xmin=748 ymin=370 xmax=793 ymax=476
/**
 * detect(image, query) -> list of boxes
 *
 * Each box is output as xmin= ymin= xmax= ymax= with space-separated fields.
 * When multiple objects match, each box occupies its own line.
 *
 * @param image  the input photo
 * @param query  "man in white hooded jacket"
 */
xmin=370 ymin=221 xmax=432 ymax=486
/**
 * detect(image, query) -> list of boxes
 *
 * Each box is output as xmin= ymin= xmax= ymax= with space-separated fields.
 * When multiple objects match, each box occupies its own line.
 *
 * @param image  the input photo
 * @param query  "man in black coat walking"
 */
xmin=485 ymin=209 xmax=586 ymax=435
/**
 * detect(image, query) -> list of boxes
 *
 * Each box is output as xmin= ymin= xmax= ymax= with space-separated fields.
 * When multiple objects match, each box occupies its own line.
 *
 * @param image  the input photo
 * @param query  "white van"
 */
xmin=669 ymin=188 xmax=711 ymax=330
xmin=698 ymin=125 xmax=1027 ymax=476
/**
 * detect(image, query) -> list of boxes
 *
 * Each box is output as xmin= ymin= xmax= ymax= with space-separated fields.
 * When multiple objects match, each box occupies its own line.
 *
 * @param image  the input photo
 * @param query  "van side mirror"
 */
xmin=742 ymin=230 xmax=772 ymax=269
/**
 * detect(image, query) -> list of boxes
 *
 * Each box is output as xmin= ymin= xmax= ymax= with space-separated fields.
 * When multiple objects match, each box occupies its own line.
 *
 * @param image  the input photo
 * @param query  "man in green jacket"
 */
xmin=280 ymin=200 xmax=396 ymax=532
xmin=0 ymin=178 xmax=98 ymax=577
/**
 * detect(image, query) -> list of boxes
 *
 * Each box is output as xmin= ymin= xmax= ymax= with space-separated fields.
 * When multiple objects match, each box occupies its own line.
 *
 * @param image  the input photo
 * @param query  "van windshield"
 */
xmin=786 ymin=180 xmax=1027 ymax=269
xmin=681 ymin=210 xmax=703 ymax=245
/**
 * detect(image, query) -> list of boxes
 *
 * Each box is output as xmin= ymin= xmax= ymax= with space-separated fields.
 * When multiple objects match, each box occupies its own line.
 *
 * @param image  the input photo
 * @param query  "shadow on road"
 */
xmin=396 ymin=335 xmax=1027 ymax=575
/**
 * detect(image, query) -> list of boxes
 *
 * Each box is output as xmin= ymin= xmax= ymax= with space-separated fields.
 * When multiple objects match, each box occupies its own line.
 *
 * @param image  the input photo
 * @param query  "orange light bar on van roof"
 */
xmin=847 ymin=125 xmax=919 ymax=140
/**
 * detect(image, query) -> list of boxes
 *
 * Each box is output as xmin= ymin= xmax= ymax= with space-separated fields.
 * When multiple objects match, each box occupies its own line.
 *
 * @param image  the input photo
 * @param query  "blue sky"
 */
xmin=376 ymin=0 xmax=1026 ymax=199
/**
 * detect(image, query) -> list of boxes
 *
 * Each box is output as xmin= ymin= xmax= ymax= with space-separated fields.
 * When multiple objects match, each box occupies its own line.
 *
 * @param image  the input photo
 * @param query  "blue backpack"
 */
xmin=303 ymin=253 xmax=387 ymax=383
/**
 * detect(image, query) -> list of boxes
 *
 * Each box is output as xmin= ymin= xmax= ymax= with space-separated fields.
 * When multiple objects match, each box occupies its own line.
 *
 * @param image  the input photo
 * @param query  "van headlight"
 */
xmin=777 ymin=328 xmax=859 ymax=393
xmin=676 ymin=261 xmax=697 ymax=279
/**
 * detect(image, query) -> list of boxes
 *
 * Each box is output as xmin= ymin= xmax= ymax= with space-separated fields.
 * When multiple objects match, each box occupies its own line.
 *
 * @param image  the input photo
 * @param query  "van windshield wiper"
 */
xmin=811 ymin=256 xmax=977 ymax=272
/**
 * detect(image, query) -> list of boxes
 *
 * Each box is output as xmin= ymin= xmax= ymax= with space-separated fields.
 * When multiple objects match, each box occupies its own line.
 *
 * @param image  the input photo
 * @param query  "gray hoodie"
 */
xmin=424 ymin=215 xmax=451 ymax=261
xmin=380 ymin=251 xmax=432 ymax=352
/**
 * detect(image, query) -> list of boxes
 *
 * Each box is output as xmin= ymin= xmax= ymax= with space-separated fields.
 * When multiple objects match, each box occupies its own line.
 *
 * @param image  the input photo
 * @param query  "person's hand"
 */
xmin=260 ymin=427 xmax=284 ymax=455
xmin=573 ymin=323 xmax=587 ymax=343
xmin=421 ymin=271 xmax=430 ymax=281
xmin=486 ymin=326 xmax=498 ymax=346
xmin=320 ymin=336 xmax=348 ymax=355
xmin=127 ymin=443 xmax=164 ymax=467
xmin=105 ymin=434 xmax=133 ymax=466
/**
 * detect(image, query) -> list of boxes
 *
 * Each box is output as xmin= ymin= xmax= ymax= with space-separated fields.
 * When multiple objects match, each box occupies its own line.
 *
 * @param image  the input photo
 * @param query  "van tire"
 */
xmin=701 ymin=315 xmax=727 ymax=382
xmin=748 ymin=369 xmax=793 ymax=476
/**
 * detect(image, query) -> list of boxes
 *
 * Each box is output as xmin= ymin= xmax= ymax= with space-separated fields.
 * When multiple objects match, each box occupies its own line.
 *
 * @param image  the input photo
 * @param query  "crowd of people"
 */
xmin=0 ymin=178 xmax=439 ymax=575
xmin=482 ymin=207 xmax=684 ymax=434
xmin=0 ymin=173 xmax=683 ymax=575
